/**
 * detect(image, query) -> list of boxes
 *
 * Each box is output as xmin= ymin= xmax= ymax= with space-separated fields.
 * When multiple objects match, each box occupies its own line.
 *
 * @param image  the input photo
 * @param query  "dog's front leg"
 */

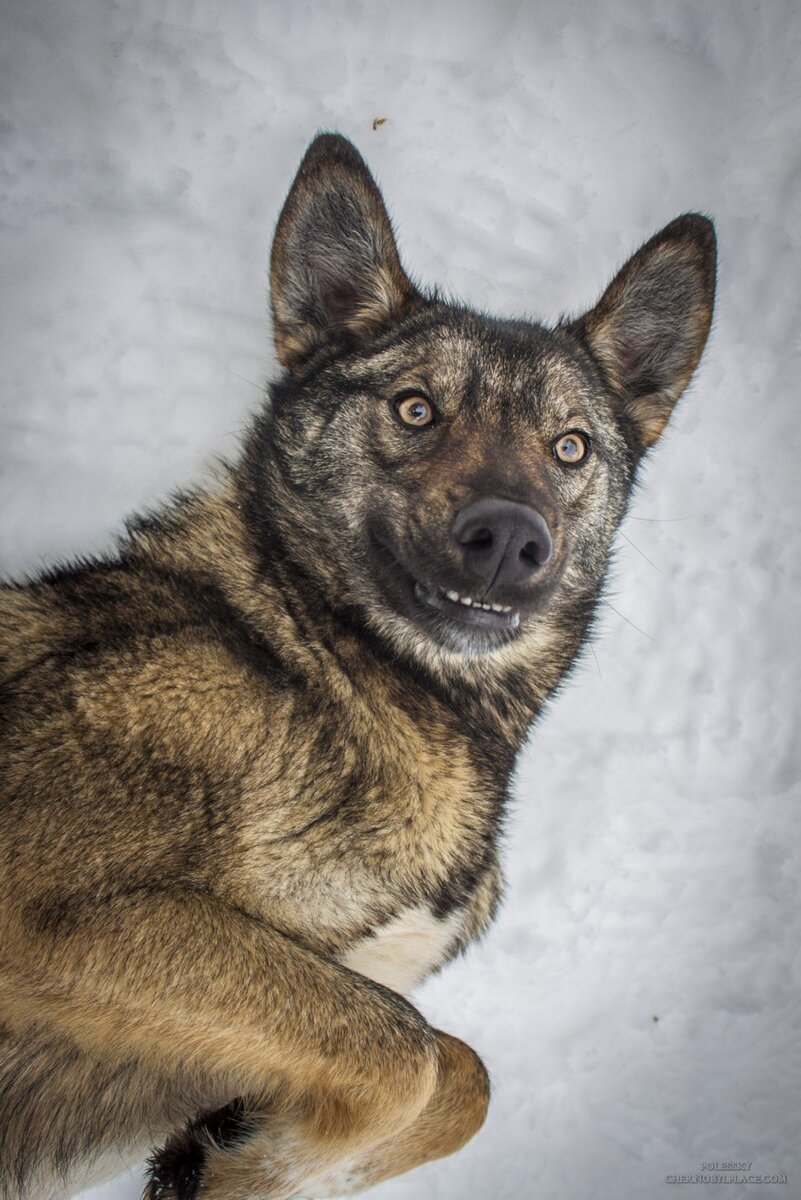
xmin=1 ymin=886 xmax=441 ymax=1198
xmin=147 ymin=1029 xmax=489 ymax=1199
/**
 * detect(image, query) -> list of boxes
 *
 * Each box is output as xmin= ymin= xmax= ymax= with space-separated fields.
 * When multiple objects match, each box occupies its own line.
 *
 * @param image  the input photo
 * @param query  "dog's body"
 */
xmin=0 ymin=135 xmax=715 ymax=1200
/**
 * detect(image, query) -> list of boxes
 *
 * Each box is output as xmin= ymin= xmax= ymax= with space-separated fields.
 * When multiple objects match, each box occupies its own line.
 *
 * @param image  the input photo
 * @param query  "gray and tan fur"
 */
xmin=0 ymin=133 xmax=716 ymax=1199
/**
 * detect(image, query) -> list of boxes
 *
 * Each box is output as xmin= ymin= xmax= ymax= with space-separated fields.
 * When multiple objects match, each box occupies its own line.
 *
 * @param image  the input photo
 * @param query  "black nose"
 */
xmin=452 ymin=498 xmax=553 ymax=587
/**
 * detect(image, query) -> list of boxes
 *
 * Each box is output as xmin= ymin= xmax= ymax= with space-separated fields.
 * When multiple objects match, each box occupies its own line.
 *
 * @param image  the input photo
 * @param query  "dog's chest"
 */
xmin=339 ymin=904 xmax=465 ymax=994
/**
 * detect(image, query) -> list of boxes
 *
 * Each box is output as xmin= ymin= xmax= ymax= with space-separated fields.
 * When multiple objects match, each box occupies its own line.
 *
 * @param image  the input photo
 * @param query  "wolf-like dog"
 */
xmin=0 ymin=133 xmax=716 ymax=1200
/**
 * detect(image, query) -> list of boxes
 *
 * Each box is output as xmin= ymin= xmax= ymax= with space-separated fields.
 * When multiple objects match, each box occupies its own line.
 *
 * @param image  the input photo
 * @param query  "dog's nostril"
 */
xmin=465 ymin=527 xmax=493 ymax=548
xmin=522 ymin=536 xmax=551 ymax=567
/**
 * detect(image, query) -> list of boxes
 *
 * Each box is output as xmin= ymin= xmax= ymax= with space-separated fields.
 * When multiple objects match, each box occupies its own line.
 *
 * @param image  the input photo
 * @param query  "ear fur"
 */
xmin=567 ymin=214 xmax=717 ymax=451
xmin=270 ymin=133 xmax=420 ymax=369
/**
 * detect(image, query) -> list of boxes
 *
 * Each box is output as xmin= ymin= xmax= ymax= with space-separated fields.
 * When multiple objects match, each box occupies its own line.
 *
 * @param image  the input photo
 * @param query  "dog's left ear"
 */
xmin=270 ymin=133 xmax=420 ymax=369
xmin=567 ymin=214 xmax=716 ymax=452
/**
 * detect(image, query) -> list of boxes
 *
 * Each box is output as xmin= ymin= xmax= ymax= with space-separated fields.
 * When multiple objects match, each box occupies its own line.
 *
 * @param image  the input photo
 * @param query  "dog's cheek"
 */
xmin=558 ymin=469 xmax=621 ymax=592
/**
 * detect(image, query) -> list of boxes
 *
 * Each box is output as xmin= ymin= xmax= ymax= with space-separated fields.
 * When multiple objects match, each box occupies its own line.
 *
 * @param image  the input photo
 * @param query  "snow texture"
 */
xmin=1 ymin=2 xmax=799 ymax=1199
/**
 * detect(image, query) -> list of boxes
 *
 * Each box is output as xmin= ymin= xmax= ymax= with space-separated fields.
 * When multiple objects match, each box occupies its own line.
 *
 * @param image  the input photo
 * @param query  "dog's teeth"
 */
xmin=439 ymin=590 xmax=518 ymax=620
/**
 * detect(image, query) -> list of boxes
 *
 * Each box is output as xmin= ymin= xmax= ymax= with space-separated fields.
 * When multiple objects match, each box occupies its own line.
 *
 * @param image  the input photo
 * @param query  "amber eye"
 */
xmin=552 ymin=430 xmax=590 ymax=465
xmin=393 ymin=394 xmax=435 ymax=428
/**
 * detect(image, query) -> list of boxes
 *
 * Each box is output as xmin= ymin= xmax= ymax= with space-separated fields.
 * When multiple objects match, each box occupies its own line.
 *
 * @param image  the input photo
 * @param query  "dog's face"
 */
xmin=257 ymin=135 xmax=715 ymax=665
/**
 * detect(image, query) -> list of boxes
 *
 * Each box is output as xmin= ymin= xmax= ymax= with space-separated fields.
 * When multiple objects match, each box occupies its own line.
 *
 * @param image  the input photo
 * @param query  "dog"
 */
xmin=0 ymin=132 xmax=716 ymax=1199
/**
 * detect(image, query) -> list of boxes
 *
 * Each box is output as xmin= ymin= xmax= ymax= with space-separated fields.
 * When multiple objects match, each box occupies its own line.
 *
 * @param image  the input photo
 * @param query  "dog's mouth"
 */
xmin=368 ymin=530 xmax=531 ymax=643
xmin=412 ymin=580 xmax=521 ymax=632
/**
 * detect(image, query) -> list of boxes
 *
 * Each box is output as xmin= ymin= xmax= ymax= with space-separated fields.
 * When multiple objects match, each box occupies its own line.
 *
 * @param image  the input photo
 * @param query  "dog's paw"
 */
xmin=143 ymin=1098 xmax=251 ymax=1200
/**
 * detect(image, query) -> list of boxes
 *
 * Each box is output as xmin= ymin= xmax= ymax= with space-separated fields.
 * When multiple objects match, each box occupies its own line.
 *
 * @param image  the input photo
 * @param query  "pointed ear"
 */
xmin=567 ymin=214 xmax=716 ymax=451
xmin=270 ymin=133 xmax=420 ymax=369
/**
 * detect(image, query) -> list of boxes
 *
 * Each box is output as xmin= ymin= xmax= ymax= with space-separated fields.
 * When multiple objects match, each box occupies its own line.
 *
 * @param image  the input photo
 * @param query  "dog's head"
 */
xmin=253 ymin=134 xmax=715 ymax=667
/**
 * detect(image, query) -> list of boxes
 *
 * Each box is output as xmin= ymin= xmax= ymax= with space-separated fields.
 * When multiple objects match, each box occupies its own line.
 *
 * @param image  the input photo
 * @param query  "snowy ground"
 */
xmin=1 ymin=2 xmax=800 ymax=1198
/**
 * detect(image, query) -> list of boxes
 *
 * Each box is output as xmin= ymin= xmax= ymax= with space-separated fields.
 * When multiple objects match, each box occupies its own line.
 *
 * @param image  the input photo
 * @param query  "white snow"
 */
xmin=1 ymin=2 xmax=799 ymax=1199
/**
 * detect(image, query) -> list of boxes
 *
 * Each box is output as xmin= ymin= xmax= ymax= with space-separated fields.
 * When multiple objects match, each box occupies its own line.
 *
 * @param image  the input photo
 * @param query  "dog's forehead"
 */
xmin=378 ymin=313 xmax=595 ymax=420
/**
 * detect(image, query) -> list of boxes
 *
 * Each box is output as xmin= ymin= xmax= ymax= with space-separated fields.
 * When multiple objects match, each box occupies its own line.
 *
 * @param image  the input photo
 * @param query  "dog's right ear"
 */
xmin=270 ymin=133 xmax=420 ymax=369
